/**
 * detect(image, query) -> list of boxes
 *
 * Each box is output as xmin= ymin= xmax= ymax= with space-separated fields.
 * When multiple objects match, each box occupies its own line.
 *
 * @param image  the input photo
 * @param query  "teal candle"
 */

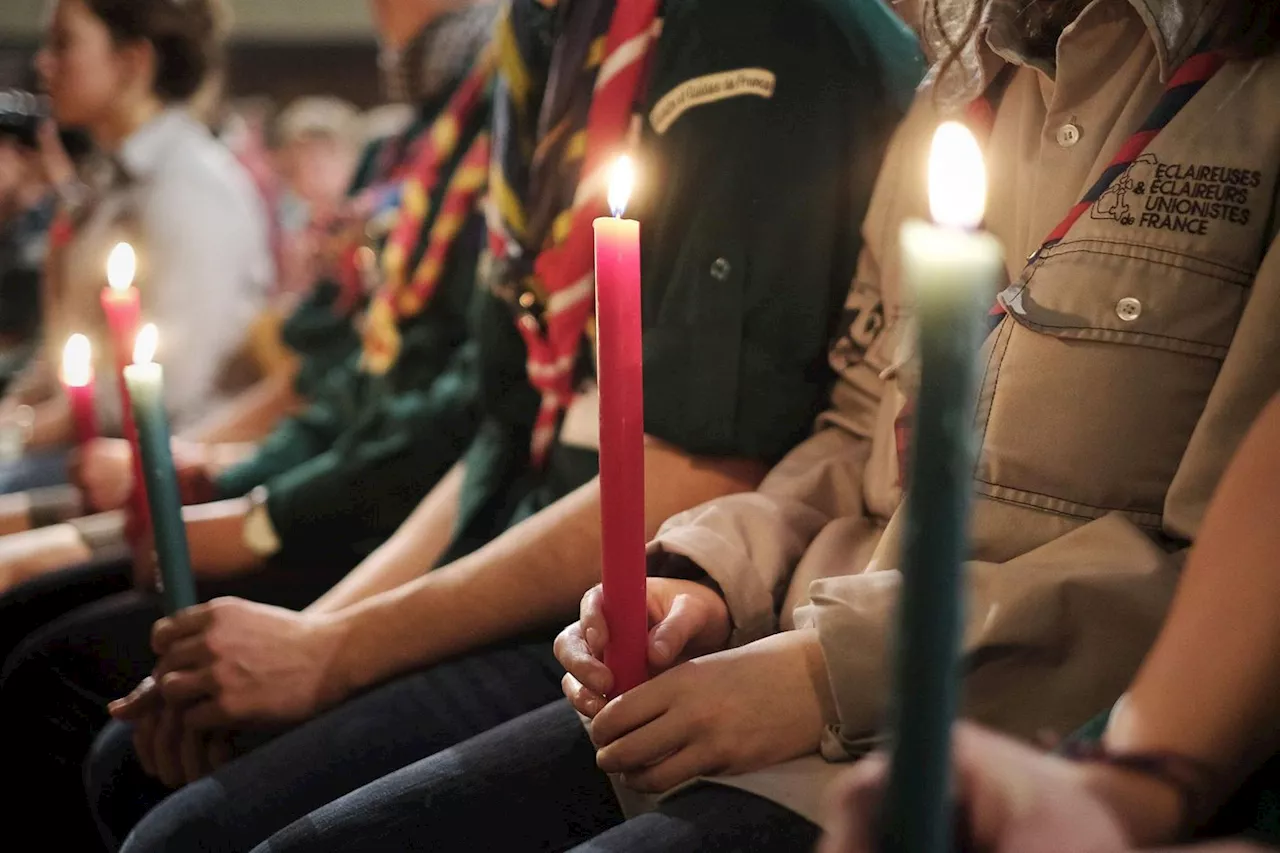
xmin=880 ymin=123 xmax=1004 ymax=853
xmin=122 ymin=324 xmax=197 ymax=614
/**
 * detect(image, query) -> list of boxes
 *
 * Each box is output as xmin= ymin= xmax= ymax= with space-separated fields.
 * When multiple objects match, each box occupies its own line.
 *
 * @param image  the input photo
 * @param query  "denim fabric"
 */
xmin=255 ymin=701 xmax=820 ymax=853
xmin=104 ymin=640 xmax=566 ymax=853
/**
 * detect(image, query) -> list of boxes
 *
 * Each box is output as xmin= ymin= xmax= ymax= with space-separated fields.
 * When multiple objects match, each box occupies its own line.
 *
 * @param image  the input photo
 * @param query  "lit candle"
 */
xmin=101 ymin=242 xmax=152 ymax=539
xmin=60 ymin=334 xmax=98 ymax=446
xmin=880 ymin=123 xmax=1005 ymax=853
xmin=594 ymin=155 xmax=647 ymax=696
xmin=123 ymin=325 xmax=197 ymax=614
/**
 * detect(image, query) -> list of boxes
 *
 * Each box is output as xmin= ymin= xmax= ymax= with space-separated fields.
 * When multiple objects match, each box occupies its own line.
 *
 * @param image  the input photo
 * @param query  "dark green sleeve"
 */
xmin=262 ymin=342 xmax=481 ymax=561
xmin=213 ymin=374 xmax=354 ymax=498
xmin=280 ymin=280 xmax=362 ymax=399
xmin=260 ymin=213 xmax=489 ymax=559
xmin=636 ymin=0 xmax=916 ymax=463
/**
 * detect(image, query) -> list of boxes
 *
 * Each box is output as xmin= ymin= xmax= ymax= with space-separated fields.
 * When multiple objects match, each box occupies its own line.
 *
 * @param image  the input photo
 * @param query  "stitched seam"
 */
xmin=1039 ymin=246 xmax=1249 ymax=286
xmin=1046 ymin=237 xmax=1253 ymax=277
xmin=975 ymin=477 xmax=1165 ymax=517
xmin=1012 ymin=315 xmax=1231 ymax=350
xmin=977 ymin=491 xmax=1164 ymax=531
xmin=975 ymin=319 xmax=1010 ymax=474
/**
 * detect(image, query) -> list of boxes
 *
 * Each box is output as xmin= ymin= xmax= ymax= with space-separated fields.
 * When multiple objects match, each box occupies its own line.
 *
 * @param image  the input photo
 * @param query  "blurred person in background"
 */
xmin=0 ymin=95 xmax=61 ymax=392
xmin=0 ymin=0 xmax=271 ymax=499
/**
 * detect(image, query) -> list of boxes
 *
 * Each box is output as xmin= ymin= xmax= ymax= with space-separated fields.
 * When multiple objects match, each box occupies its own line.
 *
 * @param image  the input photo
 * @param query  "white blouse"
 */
xmin=58 ymin=109 xmax=272 ymax=434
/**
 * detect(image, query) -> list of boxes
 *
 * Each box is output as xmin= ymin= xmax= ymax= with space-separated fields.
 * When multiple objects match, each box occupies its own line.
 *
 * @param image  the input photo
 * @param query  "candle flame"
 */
xmin=607 ymin=155 xmax=635 ymax=218
xmin=107 ymin=242 xmax=137 ymax=291
xmin=133 ymin=323 xmax=158 ymax=366
xmin=928 ymin=121 xmax=987 ymax=229
xmin=61 ymin=334 xmax=93 ymax=388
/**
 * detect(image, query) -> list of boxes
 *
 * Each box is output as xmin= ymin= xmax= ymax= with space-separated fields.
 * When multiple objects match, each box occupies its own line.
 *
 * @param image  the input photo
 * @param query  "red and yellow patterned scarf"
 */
xmin=489 ymin=0 xmax=662 ymax=464
xmin=361 ymin=53 xmax=496 ymax=375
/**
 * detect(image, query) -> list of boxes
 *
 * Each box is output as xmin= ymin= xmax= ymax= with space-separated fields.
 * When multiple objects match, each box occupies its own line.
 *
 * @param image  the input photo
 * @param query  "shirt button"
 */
xmin=1116 ymin=297 xmax=1142 ymax=322
xmin=1056 ymin=123 xmax=1081 ymax=148
xmin=710 ymin=258 xmax=732 ymax=281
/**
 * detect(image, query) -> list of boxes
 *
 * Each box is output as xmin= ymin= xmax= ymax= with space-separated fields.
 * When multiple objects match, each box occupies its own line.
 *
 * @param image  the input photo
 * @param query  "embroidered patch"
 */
xmin=1091 ymin=153 xmax=1262 ymax=236
xmin=649 ymin=68 xmax=776 ymax=134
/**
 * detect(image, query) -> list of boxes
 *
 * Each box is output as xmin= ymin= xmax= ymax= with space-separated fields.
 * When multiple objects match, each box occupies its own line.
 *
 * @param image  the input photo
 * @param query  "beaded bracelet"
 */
xmin=1061 ymin=740 xmax=1222 ymax=840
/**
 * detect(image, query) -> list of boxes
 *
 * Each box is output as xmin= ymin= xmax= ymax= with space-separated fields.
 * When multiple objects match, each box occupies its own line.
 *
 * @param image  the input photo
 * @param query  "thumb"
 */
xmin=108 ymin=676 xmax=162 ymax=720
xmin=647 ymin=594 xmax=706 ymax=670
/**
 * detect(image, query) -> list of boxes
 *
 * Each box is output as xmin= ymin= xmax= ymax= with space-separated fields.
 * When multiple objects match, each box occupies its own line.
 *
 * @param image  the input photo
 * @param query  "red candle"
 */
xmin=594 ymin=156 xmax=648 ymax=696
xmin=101 ymin=242 xmax=152 ymax=536
xmin=60 ymin=334 xmax=98 ymax=445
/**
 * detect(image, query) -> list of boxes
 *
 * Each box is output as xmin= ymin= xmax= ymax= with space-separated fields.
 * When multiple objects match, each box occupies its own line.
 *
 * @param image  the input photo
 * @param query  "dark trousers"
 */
xmin=257 ymin=701 xmax=819 ymax=853
xmin=0 ymin=554 xmax=354 ymax=851
xmin=0 ymin=557 xmax=132 ymax=666
xmin=94 ymin=641 xmax=567 ymax=852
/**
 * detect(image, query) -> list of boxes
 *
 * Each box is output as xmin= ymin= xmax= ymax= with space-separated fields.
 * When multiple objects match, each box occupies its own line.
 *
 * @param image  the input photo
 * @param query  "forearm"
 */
xmin=180 ymin=368 xmax=302 ymax=444
xmin=327 ymin=440 xmax=766 ymax=696
xmin=181 ymin=498 xmax=264 ymax=579
xmin=1103 ymin=397 xmax=1280 ymax=840
xmin=306 ymin=462 xmax=466 ymax=614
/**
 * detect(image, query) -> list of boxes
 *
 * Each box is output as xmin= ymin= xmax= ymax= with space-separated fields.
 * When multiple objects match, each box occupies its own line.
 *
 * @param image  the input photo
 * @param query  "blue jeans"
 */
xmin=95 ymin=641 xmax=567 ymax=852
xmin=256 ymin=701 xmax=819 ymax=853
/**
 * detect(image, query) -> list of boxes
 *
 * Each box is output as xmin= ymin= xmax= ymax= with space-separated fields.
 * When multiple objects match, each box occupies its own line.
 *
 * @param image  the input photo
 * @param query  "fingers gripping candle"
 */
xmin=594 ymin=156 xmax=648 ymax=696
xmin=880 ymin=123 xmax=1005 ymax=853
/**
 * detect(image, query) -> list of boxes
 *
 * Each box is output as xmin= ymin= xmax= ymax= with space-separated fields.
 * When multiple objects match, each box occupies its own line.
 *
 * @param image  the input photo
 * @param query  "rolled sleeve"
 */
xmin=649 ymin=426 xmax=872 ymax=645
xmin=796 ymin=513 xmax=1180 ymax=762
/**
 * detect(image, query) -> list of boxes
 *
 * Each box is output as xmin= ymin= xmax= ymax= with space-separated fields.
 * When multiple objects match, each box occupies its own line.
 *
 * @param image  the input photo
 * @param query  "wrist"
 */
xmin=1071 ymin=755 xmax=1189 ymax=847
xmin=310 ymin=610 xmax=361 ymax=710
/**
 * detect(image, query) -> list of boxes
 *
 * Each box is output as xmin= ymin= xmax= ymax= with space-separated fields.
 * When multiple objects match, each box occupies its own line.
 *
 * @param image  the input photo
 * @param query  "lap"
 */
xmin=113 ymin=641 xmax=566 ymax=853
xmin=256 ymin=700 xmax=620 ymax=853
xmin=255 ymin=699 xmax=818 ymax=853
xmin=0 ymin=555 xmax=131 ymax=669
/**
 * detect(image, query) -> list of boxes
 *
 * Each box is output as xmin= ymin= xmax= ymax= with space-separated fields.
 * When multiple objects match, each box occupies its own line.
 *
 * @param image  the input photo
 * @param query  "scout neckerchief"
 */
xmin=360 ymin=54 xmax=496 ymax=375
xmin=490 ymin=0 xmax=662 ymax=465
xmin=894 ymin=44 xmax=1227 ymax=486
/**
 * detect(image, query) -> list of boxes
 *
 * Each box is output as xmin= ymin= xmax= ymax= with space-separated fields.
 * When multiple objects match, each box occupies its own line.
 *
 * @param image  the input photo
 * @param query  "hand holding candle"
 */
xmin=123 ymin=324 xmax=197 ymax=615
xmin=879 ymin=123 xmax=1004 ymax=853
xmin=595 ymin=155 xmax=647 ymax=697
xmin=60 ymin=334 xmax=98 ymax=446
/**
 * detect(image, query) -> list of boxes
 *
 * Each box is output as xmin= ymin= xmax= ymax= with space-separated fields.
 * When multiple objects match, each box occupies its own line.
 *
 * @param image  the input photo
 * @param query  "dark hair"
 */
xmin=81 ymin=0 xmax=228 ymax=102
xmin=926 ymin=0 xmax=1279 ymax=96
xmin=1215 ymin=0 xmax=1280 ymax=58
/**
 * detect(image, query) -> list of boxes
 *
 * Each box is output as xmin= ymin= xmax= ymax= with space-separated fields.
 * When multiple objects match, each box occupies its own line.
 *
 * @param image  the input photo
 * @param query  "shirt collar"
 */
xmin=118 ymin=108 xmax=194 ymax=180
xmin=924 ymin=0 xmax=1225 ymax=109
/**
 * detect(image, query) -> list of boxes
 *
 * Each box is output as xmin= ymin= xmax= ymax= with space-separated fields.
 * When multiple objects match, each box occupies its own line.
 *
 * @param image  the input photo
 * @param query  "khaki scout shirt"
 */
xmin=647 ymin=0 xmax=1280 ymax=824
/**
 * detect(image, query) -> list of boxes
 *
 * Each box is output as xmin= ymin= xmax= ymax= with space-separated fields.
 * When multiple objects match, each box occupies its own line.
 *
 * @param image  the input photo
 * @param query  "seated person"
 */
xmin=823 ymin=394 xmax=1280 ymax=852
xmin=111 ymin=0 xmax=1280 ymax=849
xmin=0 ymin=0 xmax=271 ymax=481
xmin=0 ymin=0 xmax=498 ymax=594
xmin=71 ymin=0 xmax=924 ymax=849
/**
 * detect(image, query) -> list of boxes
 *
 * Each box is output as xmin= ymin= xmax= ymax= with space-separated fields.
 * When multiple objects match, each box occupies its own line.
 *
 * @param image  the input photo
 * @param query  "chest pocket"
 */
xmin=974 ymin=214 xmax=1263 ymax=531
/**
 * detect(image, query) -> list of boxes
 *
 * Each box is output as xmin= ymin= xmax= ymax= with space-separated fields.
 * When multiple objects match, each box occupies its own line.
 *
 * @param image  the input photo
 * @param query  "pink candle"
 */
xmin=60 ymin=334 xmax=98 ymax=446
xmin=101 ymin=242 xmax=152 ymax=538
xmin=594 ymin=156 xmax=648 ymax=696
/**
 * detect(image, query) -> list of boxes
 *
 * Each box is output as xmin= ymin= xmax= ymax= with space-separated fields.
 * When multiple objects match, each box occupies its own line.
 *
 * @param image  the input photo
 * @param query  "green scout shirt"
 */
xmin=442 ymin=0 xmax=923 ymax=565
xmin=215 ymin=109 xmax=489 ymax=563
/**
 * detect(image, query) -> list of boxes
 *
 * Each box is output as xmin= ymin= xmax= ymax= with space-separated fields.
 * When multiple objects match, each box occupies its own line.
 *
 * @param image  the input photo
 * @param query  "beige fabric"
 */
xmin=646 ymin=0 xmax=1280 ymax=825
